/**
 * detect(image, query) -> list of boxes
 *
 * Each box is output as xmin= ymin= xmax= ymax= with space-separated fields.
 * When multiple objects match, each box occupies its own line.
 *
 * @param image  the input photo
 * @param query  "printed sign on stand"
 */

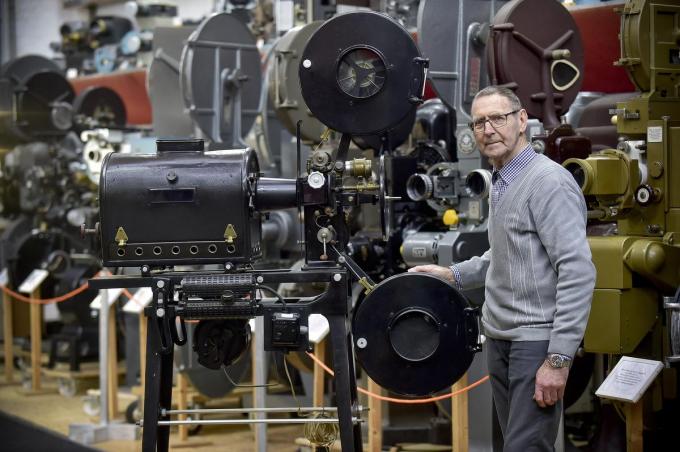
xmin=123 ymin=287 xmax=153 ymax=314
xmin=90 ymin=288 xmax=124 ymax=309
xmin=596 ymin=356 xmax=664 ymax=403
xmin=18 ymin=269 xmax=49 ymax=294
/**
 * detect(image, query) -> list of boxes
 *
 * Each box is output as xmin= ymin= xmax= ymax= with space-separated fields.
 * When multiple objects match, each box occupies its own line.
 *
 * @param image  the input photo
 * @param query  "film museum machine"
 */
xmin=0 ymin=0 xmax=677 ymax=451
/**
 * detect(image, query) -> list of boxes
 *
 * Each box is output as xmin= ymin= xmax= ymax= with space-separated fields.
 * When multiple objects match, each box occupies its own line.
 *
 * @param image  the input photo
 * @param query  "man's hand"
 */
xmin=534 ymin=361 xmax=569 ymax=408
xmin=407 ymin=264 xmax=454 ymax=282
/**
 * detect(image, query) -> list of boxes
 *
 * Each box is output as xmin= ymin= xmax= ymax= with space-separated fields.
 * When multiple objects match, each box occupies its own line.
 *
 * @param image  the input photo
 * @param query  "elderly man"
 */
xmin=409 ymin=86 xmax=595 ymax=451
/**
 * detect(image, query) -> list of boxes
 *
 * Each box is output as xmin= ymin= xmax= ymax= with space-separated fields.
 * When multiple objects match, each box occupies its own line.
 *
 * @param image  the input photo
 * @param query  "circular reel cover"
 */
xmin=352 ymin=108 xmax=416 ymax=151
xmin=299 ymin=11 xmax=425 ymax=136
xmin=488 ymin=0 xmax=584 ymax=127
xmin=73 ymin=86 xmax=127 ymax=129
xmin=180 ymin=13 xmax=262 ymax=145
xmin=268 ymin=21 xmax=326 ymax=143
xmin=352 ymin=272 xmax=478 ymax=397
xmin=0 ymin=55 xmax=75 ymax=142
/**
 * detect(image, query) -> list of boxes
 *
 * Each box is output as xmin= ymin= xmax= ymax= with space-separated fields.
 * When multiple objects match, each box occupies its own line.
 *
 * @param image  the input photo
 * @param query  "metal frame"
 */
xmin=90 ymin=267 xmax=365 ymax=452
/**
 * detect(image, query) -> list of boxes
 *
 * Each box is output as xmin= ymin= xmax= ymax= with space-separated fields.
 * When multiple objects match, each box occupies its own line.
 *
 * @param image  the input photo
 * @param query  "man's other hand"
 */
xmin=407 ymin=265 xmax=454 ymax=282
xmin=534 ymin=362 xmax=569 ymax=408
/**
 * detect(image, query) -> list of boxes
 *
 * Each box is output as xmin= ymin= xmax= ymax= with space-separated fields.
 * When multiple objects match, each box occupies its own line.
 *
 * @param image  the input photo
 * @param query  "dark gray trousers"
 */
xmin=486 ymin=338 xmax=561 ymax=452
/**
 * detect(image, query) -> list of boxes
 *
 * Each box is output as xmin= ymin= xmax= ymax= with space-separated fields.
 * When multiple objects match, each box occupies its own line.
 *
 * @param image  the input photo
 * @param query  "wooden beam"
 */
xmin=452 ymin=373 xmax=469 ymax=452
xmin=178 ymin=372 xmax=189 ymax=441
xmin=3 ymin=291 xmax=14 ymax=383
xmin=626 ymin=400 xmax=643 ymax=452
xmin=29 ymin=289 xmax=41 ymax=391
xmin=139 ymin=312 xmax=147 ymax=407
xmin=368 ymin=378 xmax=382 ymax=452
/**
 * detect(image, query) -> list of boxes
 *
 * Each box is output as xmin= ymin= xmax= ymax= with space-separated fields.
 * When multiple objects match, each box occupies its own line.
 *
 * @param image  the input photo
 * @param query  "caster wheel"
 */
xmin=83 ymin=396 xmax=100 ymax=417
xmin=58 ymin=378 xmax=77 ymax=397
xmin=125 ymin=399 xmax=142 ymax=424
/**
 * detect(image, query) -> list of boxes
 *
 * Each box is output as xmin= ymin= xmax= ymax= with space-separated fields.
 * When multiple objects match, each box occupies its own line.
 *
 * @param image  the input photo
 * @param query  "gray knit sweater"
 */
xmin=454 ymin=153 xmax=595 ymax=357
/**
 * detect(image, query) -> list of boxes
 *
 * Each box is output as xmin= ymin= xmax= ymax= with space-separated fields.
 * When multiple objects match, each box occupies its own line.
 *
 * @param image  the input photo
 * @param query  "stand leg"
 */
xmin=327 ymin=314 xmax=363 ymax=452
xmin=142 ymin=315 xmax=174 ymax=452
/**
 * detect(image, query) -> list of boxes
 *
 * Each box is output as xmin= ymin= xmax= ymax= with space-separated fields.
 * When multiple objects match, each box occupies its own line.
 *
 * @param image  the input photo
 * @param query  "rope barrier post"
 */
xmin=367 ymin=378 xmax=382 ymax=452
xmin=30 ymin=288 xmax=41 ymax=391
xmin=451 ymin=372 xmax=469 ymax=452
xmin=178 ymin=372 xmax=189 ymax=441
xmin=16 ymin=269 xmax=49 ymax=393
xmin=107 ymin=298 xmax=119 ymax=420
xmin=312 ymin=338 xmax=326 ymax=452
xmin=2 ymin=279 xmax=15 ymax=383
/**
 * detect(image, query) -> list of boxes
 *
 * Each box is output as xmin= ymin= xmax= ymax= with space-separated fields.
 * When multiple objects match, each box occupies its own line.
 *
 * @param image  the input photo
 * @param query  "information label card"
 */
xmin=595 ymin=356 xmax=663 ymax=403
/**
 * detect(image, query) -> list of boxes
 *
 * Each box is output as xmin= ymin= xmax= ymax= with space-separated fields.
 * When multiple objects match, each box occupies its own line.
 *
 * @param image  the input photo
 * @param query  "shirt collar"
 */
xmin=492 ymin=144 xmax=536 ymax=184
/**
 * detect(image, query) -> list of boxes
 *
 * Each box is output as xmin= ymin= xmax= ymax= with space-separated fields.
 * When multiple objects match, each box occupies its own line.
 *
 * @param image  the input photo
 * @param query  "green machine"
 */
xmin=563 ymin=0 xmax=680 ymax=390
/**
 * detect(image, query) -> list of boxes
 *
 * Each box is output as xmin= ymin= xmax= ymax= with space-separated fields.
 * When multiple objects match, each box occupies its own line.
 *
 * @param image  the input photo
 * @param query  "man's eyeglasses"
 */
xmin=468 ymin=109 xmax=520 ymax=132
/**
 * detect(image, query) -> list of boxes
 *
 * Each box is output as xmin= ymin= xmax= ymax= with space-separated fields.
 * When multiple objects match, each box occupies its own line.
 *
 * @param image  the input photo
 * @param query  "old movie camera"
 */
xmin=90 ymin=11 xmax=481 ymax=452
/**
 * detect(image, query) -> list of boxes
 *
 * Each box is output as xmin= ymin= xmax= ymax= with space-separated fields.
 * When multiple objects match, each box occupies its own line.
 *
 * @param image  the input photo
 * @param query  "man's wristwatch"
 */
xmin=546 ymin=353 xmax=572 ymax=368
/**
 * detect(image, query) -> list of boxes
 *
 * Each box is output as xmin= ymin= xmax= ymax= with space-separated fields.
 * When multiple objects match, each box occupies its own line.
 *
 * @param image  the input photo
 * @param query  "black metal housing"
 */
xmin=99 ymin=139 xmax=264 ymax=267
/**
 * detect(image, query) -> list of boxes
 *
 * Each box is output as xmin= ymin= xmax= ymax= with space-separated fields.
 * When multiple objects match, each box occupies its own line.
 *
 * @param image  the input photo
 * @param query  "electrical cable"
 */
xmin=306 ymin=350 xmax=489 ymax=404
xmin=256 ymin=284 xmax=286 ymax=309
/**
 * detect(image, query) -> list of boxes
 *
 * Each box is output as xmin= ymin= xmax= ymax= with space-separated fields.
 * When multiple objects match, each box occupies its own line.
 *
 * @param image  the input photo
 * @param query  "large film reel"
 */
xmin=488 ymin=0 xmax=584 ymax=128
xmin=0 ymin=55 xmax=75 ymax=142
xmin=299 ymin=11 xmax=427 ymax=136
xmin=148 ymin=26 xmax=196 ymax=138
xmin=269 ymin=21 xmax=326 ymax=144
xmin=417 ymin=0 xmax=508 ymax=121
xmin=353 ymin=273 xmax=479 ymax=396
xmin=180 ymin=13 xmax=262 ymax=146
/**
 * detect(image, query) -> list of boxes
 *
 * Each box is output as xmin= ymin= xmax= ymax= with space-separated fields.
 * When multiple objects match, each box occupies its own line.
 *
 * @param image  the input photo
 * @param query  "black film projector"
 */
xmin=89 ymin=11 xmax=480 ymax=452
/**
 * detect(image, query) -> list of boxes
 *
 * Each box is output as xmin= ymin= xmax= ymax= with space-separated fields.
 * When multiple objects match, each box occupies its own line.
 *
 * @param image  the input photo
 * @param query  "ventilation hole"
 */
xmin=226 ymin=244 xmax=236 ymax=254
xmin=189 ymin=245 xmax=199 ymax=255
xmin=208 ymin=244 xmax=217 ymax=254
xmin=171 ymin=246 xmax=180 ymax=255
xmin=153 ymin=246 xmax=162 ymax=255
xmin=135 ymin=247 xmax=143 ymax=256
xmin=116 ymin=248 xmax=125 ymax=257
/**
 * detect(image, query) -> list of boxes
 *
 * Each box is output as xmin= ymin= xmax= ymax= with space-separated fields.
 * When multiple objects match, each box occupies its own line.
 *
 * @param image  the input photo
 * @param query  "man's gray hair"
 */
xmin=473 ymin=86 xmax=522 ymax=111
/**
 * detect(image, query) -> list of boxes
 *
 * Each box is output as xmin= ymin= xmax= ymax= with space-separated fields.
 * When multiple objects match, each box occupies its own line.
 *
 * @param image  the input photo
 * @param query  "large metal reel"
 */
xmin=417 ymin=0 xmax=508 ymax=120
xmin=72 ymin=86 xmax=127 ymax=130
xmin=0 ymin=55 xmax=75 ymax=142
xmin=148 ymin=26 xmax=196 ymax=138
xmin=180 ymin=13 xmax=262 ymax=146
xmin=488 ymin=0 xmax=584 ymax=128
xmin=268 ymin=21 xmax=326 ymax=144
xmin=299 ymin=11 xmax=425 ymax=136
xmin=353 ymin=272 xmax=478 ymax=397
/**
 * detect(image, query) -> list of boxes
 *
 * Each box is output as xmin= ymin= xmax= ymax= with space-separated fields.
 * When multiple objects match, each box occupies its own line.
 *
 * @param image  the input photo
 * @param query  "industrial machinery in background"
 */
xmin=0 ymin=54 xmax=130 ymax=381
xmin=89 ymin=11 xmax=482 ymax=452
xmin=52 ymin=2 xmax=178 ymax=75
xmin=560 ymin=1 xmax=680 ymax=448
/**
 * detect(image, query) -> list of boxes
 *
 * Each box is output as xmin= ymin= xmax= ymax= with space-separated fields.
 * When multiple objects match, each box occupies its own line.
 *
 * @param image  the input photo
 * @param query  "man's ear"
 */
xmin=519 ymin=108 xmax=528 ymax=134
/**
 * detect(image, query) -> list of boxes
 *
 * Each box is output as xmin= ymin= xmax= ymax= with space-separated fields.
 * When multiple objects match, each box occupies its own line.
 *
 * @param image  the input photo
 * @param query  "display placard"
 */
xmin=595 ymin=356 xmax=663 ymax=403
xmin=90 ymin=288 xmax=124 ymax=309
xmin=123 ymin=287 xmax=153 ymax=314
xmin=18 ymin=269 xmax=49 ymax=294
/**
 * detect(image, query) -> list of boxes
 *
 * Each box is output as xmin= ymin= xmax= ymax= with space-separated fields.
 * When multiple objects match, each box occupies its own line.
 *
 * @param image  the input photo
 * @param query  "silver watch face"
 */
xmin=548 ymin=354 xmax=570 ymax=368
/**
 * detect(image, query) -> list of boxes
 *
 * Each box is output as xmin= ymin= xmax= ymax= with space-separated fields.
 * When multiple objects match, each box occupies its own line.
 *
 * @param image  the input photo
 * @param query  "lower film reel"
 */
xmin=352 ymin=272 xmax=479 ymax=397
